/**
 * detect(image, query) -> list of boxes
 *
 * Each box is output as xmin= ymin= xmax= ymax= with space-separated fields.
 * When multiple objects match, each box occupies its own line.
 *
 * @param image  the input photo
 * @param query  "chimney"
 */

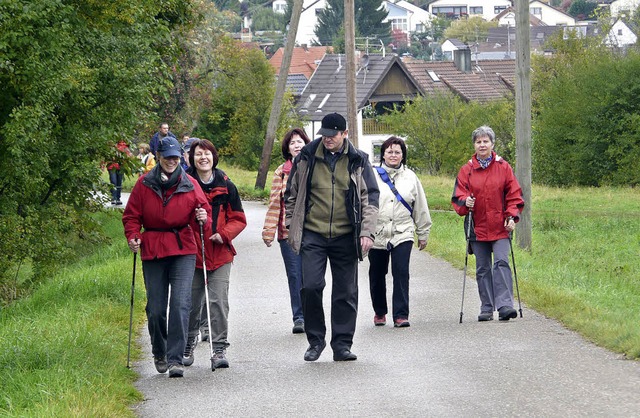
xmin=302 ymin=43 xmax=308 ymax=51
xmin=453 ymin=47 xmax=472 ymax=73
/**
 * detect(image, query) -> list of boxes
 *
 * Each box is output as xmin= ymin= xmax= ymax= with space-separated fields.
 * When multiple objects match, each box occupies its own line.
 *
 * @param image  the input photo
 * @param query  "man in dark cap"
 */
xmin=284 ymin=113 xmax=379 ymax=362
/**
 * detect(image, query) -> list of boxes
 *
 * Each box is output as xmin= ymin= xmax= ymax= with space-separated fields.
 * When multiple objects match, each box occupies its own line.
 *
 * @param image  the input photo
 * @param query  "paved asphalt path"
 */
xmin=131 ymin=200 xmax=640 ymax=417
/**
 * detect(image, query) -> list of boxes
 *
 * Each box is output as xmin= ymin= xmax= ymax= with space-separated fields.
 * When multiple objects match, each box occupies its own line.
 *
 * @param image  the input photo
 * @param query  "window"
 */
xmin=432 ymin=6 xmax=467 ymax=16
xmin=315 ymin=8 xmax=323 ymax=16
xmin=416 ymin=23 xmax=425 ymax=33
xmin=390 ymin=18 xmax=408 ymax=32
xmin=531 ymin=7 xmax=542 ymax=15
xmin=494 ymin=6 xmax=507 ymax=14
xmin=618 ymin=29 xmax=623 ymax=35
xmin=470 ymin=7 xmax=483 ymax=15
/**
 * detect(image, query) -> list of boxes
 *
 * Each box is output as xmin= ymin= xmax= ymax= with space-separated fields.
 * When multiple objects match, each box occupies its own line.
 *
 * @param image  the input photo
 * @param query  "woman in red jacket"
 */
xmin=451 ymin=126 xmax=524 ymax=322
xmin=182 ymin=139 xmax=247 ymax=369
xmin=122 ymin=137 xmax=210 ymax=378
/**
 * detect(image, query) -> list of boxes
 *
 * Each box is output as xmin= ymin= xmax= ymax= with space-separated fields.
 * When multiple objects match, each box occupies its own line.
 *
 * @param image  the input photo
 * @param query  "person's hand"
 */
xmin=360 ymin=236 xmax=374 ymax=254
xmin=418 ymin=240 xmax=427 ymax=251
xmin=209 ymin=233 xmax=223 ymax=244
xmin=504 ymin=217 xmax=516 ymax=232
xmin=465 ymin=196 xmax=476 ymax=209
xmin=195 ymin=207 xmax=207 ymax=224
xmin=263 ymin=239 xmax=272 ymax=247
xmin=128 ymin=238 xmax=141 ymax=253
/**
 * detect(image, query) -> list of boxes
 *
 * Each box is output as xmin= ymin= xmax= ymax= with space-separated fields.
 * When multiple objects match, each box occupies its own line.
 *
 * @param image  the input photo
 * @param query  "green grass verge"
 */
xmin=0 ymin=211 xmax=144 ymax=417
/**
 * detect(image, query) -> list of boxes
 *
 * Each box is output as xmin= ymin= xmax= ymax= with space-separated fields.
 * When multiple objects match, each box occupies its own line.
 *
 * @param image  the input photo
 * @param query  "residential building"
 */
xmin=296 ymin=53 xmax=424 ymax=160
xmin=610 ymin=0 xmax=640 ymax=17
xmin=605 ymin=18 xmax=638 ymax=47
xmin=428 ymin=0 xmax=513 ymax=21
xmin=494 ymin=1 xmax=578 ymax=27
xmin=384 ymin=0 xmax=434 ymax=45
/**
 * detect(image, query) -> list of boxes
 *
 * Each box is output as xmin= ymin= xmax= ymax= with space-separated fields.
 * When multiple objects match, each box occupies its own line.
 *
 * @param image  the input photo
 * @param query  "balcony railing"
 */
xmin=362 ymin=118 xmax=393 ymax=135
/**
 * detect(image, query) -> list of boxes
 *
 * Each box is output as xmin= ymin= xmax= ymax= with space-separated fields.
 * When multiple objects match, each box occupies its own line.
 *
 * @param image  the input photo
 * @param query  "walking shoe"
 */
xmin=168 ymin=364 xmax=184 ymax=378
xmin=154 ymin=356 xmax=168 ymax=374
xmin=292 ymin=319 xmax=305 ymax=334
xmin=498 ymin=306 xmax=518 ymax=321
xmin=115 ymin=200 xmax=123 ymax=206
xmin=478 ymin=312 xmax=494 ymax=322
xmin=394 ymin=318 xmax=410 ymax=328
xmin=183 ymin=335 xmax=198 ymax=366
xmin=304 ymin=341 xmax=326 ymax=362
xmin=201 ymin=329 xmax=209 ymax=342
xmin=212 ymin=347 xmax=229 ymax=368
xmin=333 ymin=349 xmax=357 ymax=361
xmin=373 ymin=315 xmax=386 ymax=326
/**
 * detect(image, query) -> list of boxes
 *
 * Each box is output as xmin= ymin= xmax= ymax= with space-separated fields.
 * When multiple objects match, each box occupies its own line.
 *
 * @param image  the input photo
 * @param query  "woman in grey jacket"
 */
xmin=369 ymin=136 xmax=432 ymax=328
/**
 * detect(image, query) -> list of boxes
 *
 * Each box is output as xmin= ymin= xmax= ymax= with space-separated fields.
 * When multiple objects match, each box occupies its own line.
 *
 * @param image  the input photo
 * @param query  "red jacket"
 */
xmin=122 ymin=167 xmax=212 ymax=261
xmin=190 ymin=168 xmax=247 ymax=271
xmin=451 ymin=152 xmax=524 ymax=242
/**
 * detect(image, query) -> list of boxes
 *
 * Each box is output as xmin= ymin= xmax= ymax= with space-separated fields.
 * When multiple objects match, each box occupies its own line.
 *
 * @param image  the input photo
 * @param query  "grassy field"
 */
xmin=2 ymin=164 xmax=637 ymax=416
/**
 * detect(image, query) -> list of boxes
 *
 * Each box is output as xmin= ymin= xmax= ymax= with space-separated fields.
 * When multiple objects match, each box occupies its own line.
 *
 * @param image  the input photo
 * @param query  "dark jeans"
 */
xmin=142 ymin=255 xmax=195 ymax=366
xmin=300 ymin=230 xmax=358 ymax=352
xmin=368 ymin=240 xmax=413 ymax=321
xmin=108 ymin=169 xmax=123 ymax=202
xmin=279 ymin=239 xmax=304 ymax=323
xmin=470 ymin=239 xmax=514 ymax=313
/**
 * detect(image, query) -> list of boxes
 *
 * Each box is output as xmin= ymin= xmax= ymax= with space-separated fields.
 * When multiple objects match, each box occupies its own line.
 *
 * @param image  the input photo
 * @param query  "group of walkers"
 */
xmin=122 ymin=113 xmax=524 ymax=377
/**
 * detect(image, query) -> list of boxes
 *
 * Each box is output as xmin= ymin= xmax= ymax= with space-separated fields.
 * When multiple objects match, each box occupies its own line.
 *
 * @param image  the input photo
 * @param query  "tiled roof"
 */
xmin=269 ymin=46 xmax=330 ymax=79
xmin=285 ymin=74 xmax=309 ymax=96
xmin=296 ymin=54 xmax=423 ymax=122
xmin=403 ymin=58 xmax=514 ymax=102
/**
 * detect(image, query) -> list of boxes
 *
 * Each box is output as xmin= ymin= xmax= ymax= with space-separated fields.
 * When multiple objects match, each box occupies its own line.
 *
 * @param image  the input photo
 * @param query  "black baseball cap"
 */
xmin=317 ymin=113 xmax=347 ymax=137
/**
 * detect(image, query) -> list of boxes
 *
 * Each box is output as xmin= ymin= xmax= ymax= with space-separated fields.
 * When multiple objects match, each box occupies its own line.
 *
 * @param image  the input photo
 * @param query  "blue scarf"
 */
xmin=477 ymin=155 xmax=493 ymax=169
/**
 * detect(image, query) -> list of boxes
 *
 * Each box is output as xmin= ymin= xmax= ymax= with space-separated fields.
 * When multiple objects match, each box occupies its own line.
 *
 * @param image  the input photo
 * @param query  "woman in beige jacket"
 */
xmin=369 ymin=136 xmax=431 ymax=328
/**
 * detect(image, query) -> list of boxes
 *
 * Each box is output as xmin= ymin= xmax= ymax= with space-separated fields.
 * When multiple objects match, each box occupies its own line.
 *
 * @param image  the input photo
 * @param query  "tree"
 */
xmin=314 ymin=0 xmax=391 ymax=46
xmin=251 ymin=7 xmax=286 ymax=31
xmin=532 ymin=31 xmax=640 ymax=186
xmin=381 ymin=93 xmax=514 ymax=176
xmin=0 ymin=0 xmax=199 ymax=299
xmin=443 ymin=16 xmax=497 ymax=44
xmin=567 ymin=0 xmax=598 ymax=20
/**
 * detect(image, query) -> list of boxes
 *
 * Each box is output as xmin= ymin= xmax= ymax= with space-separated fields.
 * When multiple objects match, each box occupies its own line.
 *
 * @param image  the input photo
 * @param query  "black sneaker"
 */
xmin=201 ymin=329 xmax=209 ymax=342
xmin=168 ymin=364 xmax=184 ymax=378
xmin=478 ymin=312 xmax=494 ymax=322
xmin=498 ymin=306 xmax=518 ymax=321
xmin=183 ymin=335 xmax=198 ymax=366
xmin=292 ymin=320 xmax=305 ymax=334
xmin=154 ymin=356 xmax=168 ymax=374
xmin=212 ymin=347 xmax=229 ymax=368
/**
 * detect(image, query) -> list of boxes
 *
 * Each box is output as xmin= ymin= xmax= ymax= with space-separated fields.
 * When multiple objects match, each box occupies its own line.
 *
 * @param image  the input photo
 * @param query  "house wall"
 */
xmin=611 ymin=0 xmax=640 ymax=17
xmin=529 ymin=1 xmax=576 ymax=26
xmin=606 ymin=20 xmax=639 ymax=46
xmin=428 ymin=0 xmax=512 ymax=21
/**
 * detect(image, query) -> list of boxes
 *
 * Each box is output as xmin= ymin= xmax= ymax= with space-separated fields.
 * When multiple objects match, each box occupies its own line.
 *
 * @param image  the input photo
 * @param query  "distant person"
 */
xmin=182 ymin=139 xmax=247 ymax=369
xmin=369 ymin=136 xmax=432 ymax=328
xmin=149 ymin=122 xmax=176 ymax=157
xmin=137 ymin=143 xmax=156 ymax=176
xmin=285 ymin=112 xmax=379 ymax=362
xmin=122 ymin=136 xmax=210 ymax=378
xmin=107 ymin=140 xmax=134 ymax=206
xmin=262 ymin=128 xmax=311 ymax=334
xmin=181 ymin=137 xmax=196 ymax=171
xmin=451 ymin=125 xmax=524 ymax=322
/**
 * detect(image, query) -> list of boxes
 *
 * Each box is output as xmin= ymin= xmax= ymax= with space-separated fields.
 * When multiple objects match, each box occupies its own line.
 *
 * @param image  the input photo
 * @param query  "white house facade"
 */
xmin=605 ymin=18 xmax=638 ymax=47
xmin=610 ymin=0 xmax=640 ymax=17
xmin=428 ymin=0 xmax=512 ymax=21
xmin=384 ymin=0 xmax=433 ymax=35
xmin=528 ymin=0 xmax=576 ymax=26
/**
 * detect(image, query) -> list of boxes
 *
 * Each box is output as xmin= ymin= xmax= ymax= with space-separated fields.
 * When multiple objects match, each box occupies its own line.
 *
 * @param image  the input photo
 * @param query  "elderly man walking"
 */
xmin=285 ymin=112 xmax=379 ymax=362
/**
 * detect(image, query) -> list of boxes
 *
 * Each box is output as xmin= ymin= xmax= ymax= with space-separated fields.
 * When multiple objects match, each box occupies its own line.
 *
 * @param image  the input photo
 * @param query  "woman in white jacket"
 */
xmin=369 ymin=136 xmax=432 ymax=328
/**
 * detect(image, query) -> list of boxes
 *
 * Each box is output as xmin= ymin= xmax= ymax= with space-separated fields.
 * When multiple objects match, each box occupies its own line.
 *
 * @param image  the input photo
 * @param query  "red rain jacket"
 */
xmin=451 ymin=152 xmax=524 ymax=242
xmin=122 ymin=167 xmax=211 ymax=261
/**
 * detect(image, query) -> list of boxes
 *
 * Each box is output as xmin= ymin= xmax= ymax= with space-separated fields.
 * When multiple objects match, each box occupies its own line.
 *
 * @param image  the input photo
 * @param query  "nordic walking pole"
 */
xmin=126 ymin=252 xmax=137 ymax=369
xmin=200 ymin=222 xmax=216 ymax=372
xmin=459 ymin=212 xmax=473 ymax=323
xmin=509 ymin=234 xmax=523 ymax=318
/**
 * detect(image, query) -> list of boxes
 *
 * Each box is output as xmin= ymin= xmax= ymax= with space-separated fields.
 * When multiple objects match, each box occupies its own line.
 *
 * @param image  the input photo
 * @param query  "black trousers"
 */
xmin=368 ymin=240 xmax=413 ymax=321
xmin=300 ymin=229 xmax=358 ymax=352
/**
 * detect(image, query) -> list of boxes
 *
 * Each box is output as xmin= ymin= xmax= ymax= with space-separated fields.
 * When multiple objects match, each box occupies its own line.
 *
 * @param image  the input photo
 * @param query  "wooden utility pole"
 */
xmin=345 ymin=0 xmax=358 ymax=147
xmin=255 ymin=0 xmax=304 ymax=190
xmin=515 ymin=0 xmax=532 ymax=249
